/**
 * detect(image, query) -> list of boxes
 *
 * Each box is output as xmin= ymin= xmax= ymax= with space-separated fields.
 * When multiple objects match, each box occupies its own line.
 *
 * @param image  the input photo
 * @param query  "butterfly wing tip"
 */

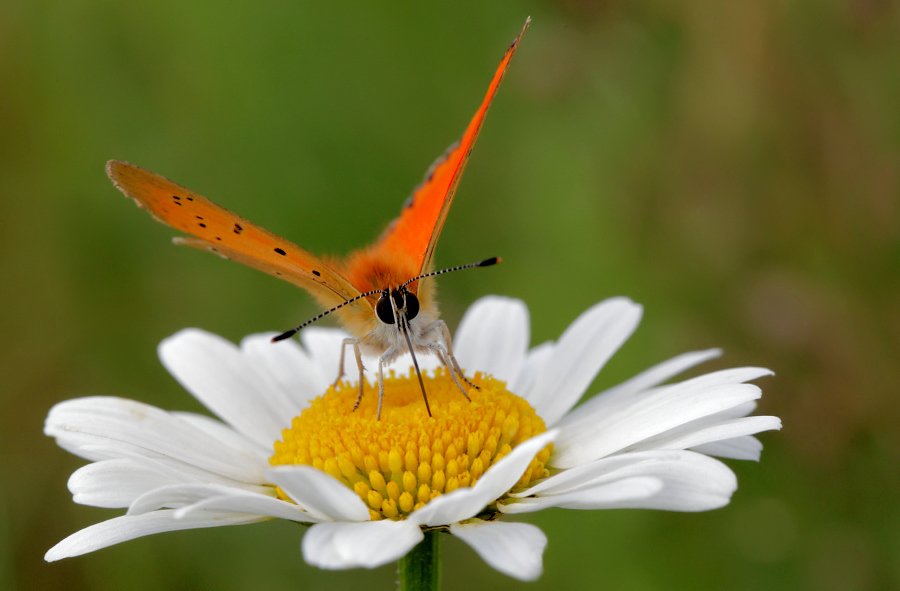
xmin=520 ymin=17 xmax=531 ymax=35
xmin=106 ymin=159 xmax=131 ymax=174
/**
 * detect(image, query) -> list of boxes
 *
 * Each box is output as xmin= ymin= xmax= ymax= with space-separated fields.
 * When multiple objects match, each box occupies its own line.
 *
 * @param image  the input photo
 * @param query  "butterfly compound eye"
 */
xmin=375 ymin=293 xmax=396 ymax=324
xmin=405 ymin=292 xmax=419 ymax=321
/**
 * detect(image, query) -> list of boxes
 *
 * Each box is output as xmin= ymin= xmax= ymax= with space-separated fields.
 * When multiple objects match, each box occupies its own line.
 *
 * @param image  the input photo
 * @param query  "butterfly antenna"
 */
xmin=273 ymin=257 xmax=501 ymax=343
xmin=271 ymin=289 xmax=383 ymax=343
xmin=400 ymin=256 xmax=501 ymax=289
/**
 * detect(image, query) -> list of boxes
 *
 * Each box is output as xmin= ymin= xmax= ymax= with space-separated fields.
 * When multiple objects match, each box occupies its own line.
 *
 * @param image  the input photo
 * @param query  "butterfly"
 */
xmin=107 ymin=18 xmax=529 ymax=419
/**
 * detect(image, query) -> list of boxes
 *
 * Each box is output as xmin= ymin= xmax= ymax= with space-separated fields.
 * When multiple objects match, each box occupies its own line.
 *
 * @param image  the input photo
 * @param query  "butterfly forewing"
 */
xmin=107 ymin=160 xmax=363 ymax=309
xmin=374 ymin=19 xmax=529 ymax=283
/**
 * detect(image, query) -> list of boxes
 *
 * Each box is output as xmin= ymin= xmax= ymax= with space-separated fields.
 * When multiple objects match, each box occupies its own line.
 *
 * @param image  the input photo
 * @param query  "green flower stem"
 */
xmin=398 ymin=529 xmax=441 ymax=591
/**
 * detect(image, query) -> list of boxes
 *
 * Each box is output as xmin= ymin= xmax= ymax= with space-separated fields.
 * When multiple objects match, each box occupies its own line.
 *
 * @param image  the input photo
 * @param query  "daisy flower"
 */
xmin=45 ymin=296 xmax=780 ymax=581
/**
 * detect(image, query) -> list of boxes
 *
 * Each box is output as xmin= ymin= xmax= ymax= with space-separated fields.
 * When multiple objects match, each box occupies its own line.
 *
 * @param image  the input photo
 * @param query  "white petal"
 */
xmin=692 ymin=436 xmax=765 ymax=460
xmin=509 ymin=341 xmax=554 ymax=395
xmin=559 ymin=349 xmax=722 ymax=425
xmin=299 ymin=327 xmax=355 ymax=382
xmin=128 ymin=483 xmax=248 ymax=514
xmin=515 ymin=451 xmax=675 ymax=497
xmin=624 ymin=415 xmax=782 ymax=455
xmin=302 ymin=520 xmax=422 ymax=569
xmin=523 ymin=298 xmax=643 ymax=426
xmin=170 ymin=411 xmax=271 ymax=457
xmin=553 ymin=383 xmax=765 ymax=468
xmin=266 ymin=465 xmax=370 ymax=522
xmin=454 ymin=296 xmax=529 ymax=383
xmin=45 ymin=401 xmax=123 ymax=463
xmin=679 ymin=366 xmax=774 ymax=389
xmin=72 ymin=443 xmax=271 ymax=496
xmin=240 ymin=332 xmax=326 ymax=414
xmin=68 ymin=459 xmax=180 ymax=508
xmin=450 ymin=520 xmax=546 ymax=581
xmin=173 ymin=489 xmax=322 ymax=523
xmin=718 ymin=400 xmax=759 ymax=419
xmin=410 ymin=430 xmax=557 ymax=527
xmin=44 ymin=510 xmax=264 ymax=562
xmin=44 ymin=430 xmax=106 ymax=462
xmin=515 ymin=451 xmax=737 ymax=513
xmin=501 ymin=477 xmax=664 ymax=514
xmin=625 ymin=460 xmax=736 ymax=512
xmin=158 ymin=329 xmax=290 ymax=446
xmin=45 ymin=397 xmax=266 ymax=483
xmin=560 ymin=367 xmax=772 ymax=437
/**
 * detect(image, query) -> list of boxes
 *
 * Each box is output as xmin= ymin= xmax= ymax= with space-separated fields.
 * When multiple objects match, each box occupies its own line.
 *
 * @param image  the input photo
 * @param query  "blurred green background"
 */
xmin=2 ymin=1 xmax=898 ymax=590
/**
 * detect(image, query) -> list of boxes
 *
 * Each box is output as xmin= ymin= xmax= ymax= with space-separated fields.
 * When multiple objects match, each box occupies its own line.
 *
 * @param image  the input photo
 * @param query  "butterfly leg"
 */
xmin=432 ymin=347 xmax=472 ymax=401
xmin=376 ymin=354 xmax=388 ymax=420
xmin=335 ymin=338 xmax=367 ymax=410
xmin=375 ymin=341 xmax=431 ymax=420
xmin=434 ymin=320 xmax=479 ymax=391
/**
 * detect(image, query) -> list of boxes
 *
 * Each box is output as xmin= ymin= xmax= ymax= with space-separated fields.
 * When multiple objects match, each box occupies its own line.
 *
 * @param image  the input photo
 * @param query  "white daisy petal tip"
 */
xmin=157 ymin=328 xmax=225 ymax=370
xmin=44 ymin=511 xmax=266 ymax=562
xmin=454 ymin=296 xmax=530 ymax=383
xmin=450 ymin=519 xmax=547 ymax=581
xmin=302 ymin=520 xmax=423 ymax=570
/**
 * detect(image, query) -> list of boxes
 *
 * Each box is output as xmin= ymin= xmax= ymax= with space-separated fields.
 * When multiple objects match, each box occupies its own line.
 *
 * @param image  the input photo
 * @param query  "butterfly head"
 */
xmin=375 ymin=287 xmax=420 ymax=326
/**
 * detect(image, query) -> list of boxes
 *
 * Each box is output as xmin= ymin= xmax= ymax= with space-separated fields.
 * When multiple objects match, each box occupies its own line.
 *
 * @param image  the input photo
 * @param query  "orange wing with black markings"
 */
xmin=373 ymin=18 xmax=529 ymax=284
xmin=107 ymin=160 xmax=364 ymax=312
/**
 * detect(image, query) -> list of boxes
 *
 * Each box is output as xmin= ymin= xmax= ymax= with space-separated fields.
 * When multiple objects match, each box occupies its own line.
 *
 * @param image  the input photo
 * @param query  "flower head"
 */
xmin=45 ymin=296 xmax=780 ymax=581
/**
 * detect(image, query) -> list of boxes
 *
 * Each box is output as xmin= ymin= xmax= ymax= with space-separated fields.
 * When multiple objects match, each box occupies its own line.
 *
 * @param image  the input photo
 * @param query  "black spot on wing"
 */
xmin=312 ymin=270 xmax=321 ymax=276
xmin=274 ymin=248 xmax=286 ymax=256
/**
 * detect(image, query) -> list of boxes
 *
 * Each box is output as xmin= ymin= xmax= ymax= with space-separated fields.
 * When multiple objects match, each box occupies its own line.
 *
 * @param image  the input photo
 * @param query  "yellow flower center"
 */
xmin=270 ymin=368 xmax=551 ymax=521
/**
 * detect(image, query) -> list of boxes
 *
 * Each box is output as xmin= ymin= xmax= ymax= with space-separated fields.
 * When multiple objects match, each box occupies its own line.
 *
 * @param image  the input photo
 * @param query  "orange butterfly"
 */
xmin=108 ymin=19 xmax=529 ymax=419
